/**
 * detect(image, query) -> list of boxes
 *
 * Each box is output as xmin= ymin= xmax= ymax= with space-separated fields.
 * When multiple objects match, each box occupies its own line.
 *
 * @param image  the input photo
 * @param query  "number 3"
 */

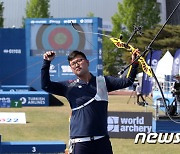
xmin=32 ymin=146 xmax=36 ymax=153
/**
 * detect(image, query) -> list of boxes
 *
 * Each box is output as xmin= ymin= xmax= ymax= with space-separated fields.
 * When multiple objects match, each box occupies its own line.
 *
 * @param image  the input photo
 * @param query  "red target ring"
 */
xmin=48 ymin=27 xmax=73 ymax=50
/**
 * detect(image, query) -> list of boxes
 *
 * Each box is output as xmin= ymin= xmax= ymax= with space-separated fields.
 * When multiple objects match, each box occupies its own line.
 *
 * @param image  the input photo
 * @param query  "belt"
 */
xmin=70 ymin=135 xmax=105 ymax=143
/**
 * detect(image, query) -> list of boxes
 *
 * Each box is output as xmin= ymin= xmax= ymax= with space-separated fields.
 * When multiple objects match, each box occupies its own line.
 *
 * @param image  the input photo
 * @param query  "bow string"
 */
xmin=71 ymin=22 xmax=152 ymax=77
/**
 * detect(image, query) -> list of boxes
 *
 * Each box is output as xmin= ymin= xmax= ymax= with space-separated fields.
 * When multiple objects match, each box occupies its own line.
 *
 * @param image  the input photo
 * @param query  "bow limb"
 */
xmin=110 ymin=38 xmax=135 ymax=51
xmin=135 ymin=52 xmax=153 ymax=77
xmin=110 ymin=37 xmax=153 ymax=77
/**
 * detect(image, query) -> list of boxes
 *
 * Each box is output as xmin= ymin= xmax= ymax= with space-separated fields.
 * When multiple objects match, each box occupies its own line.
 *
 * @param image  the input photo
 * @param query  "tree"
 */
xmin=0 ymin=2 xmax=4 ymax=27
xmin=26 ymin=0 xmax=50 ymax=18
xmin=23 ymin=0 xmax=50 ymax=26
xmin=103 ymin=37 xmax=124 ymax=76
xmin=102 ymin=0 xmax=160 ymax=75
xmin=87 ymin=12 xmax=94 ymax=17
xmin=112 ymin=0 xmax=160 ymax=33
xmin=136 ymin=24 xmax=180 ymax=57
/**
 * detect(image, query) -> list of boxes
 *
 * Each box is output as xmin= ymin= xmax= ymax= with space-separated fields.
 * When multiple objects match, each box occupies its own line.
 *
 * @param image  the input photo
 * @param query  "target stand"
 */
xmin=25 ymin=17 xmax=103 ymax=90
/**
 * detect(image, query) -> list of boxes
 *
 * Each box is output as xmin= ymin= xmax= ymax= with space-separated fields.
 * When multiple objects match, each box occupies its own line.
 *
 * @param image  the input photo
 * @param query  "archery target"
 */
xmin=35 ymin=24 xmax=85 ymax=51
xmin=48 ymin=27 xmax=72 ymax=50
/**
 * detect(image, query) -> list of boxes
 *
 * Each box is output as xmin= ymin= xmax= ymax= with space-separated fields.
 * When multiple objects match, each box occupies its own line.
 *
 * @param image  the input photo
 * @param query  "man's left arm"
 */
xmin=105 ymin=48 xmax=139 ymax=92
xmin=105 ymin=62 xmax=138 ymax=92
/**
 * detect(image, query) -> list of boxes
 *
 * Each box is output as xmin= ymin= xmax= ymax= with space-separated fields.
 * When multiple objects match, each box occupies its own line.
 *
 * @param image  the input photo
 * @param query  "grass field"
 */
xmin=0 ymin=94 xmax=179 ymax=154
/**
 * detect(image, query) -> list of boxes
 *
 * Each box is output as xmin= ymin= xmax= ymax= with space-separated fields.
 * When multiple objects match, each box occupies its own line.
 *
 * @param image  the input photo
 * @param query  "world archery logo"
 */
xmin=107 ymin=116 xmax=119 ymax=132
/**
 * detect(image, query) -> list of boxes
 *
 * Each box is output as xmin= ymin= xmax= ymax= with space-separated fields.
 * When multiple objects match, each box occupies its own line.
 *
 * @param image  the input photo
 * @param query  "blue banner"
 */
xmin=141 ymin=50 xmax=162 ymax=95
xmin=0 ymin=29 xmax=26 ymax=85
xmin=171 ymin=49 xmax=180 ymax=77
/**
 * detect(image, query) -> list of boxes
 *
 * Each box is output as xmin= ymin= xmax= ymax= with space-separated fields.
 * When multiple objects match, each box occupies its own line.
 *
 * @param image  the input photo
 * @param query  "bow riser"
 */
xmin=110 ymin=37 xmax=152 ymax=77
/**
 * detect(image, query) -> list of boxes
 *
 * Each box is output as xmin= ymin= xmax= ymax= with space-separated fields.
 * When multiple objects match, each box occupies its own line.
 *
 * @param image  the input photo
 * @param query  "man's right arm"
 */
xmin=41 ymin=58 xmax=67 ymax=96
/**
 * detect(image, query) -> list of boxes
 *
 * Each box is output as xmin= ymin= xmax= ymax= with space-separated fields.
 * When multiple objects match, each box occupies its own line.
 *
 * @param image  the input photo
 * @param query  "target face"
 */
xmin=31 ymin=24 xmax=89 ymax=56
xmin=48 ymin=27 xmax=73 ymax=50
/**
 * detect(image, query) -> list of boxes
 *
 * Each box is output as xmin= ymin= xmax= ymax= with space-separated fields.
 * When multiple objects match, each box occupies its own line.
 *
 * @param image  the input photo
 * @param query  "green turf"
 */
xmin=0 ymin=95 xmax=179 ymax=154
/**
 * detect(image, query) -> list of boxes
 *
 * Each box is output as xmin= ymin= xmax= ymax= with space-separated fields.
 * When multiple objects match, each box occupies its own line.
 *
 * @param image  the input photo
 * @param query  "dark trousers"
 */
xmin=72 ymin=135 xmax=113 ymax=154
